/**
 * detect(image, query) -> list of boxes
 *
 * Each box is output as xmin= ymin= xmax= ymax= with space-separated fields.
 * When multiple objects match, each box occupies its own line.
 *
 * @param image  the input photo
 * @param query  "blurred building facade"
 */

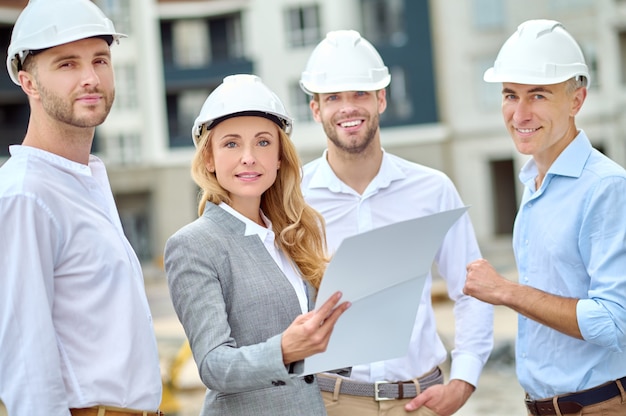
xmin=1 ymin=0 xmax=625 ymax=266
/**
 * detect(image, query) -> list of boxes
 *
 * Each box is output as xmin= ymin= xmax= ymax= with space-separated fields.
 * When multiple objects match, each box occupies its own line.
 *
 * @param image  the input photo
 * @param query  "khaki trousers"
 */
xmin=322 ymin=391 xmax=440 ymax=415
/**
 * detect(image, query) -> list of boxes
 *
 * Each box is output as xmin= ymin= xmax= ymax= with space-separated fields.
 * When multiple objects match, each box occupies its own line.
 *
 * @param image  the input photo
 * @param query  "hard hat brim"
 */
xmin=299 ymin=77 xmax=391 ymax=95
xmin=483 ymin=67 xmax=588 ymax=86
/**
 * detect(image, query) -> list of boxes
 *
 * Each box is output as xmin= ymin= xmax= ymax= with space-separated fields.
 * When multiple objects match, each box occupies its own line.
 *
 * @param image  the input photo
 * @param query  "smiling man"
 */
xmin=299 ymin=30 xmax=494 ymax=416
xmin=464 ymin=19 xmax=626 ymax=416
xmin=0 ymin=1 xmax=162 ymax=415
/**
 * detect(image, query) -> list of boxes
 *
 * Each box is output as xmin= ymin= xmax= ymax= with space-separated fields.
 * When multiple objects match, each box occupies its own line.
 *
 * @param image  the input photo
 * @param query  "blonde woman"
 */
xmin=164 ymin=74 xmax=350 ymax=416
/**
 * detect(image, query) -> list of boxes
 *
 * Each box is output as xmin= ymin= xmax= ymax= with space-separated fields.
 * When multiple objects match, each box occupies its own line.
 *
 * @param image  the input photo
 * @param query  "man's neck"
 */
xmin=532 ymin=126 xmax=579 ymax=189
xmin=22 ymin=119 xmax=95 ymax=165
xmin=326 ymin=145 xmax=383 ymax=195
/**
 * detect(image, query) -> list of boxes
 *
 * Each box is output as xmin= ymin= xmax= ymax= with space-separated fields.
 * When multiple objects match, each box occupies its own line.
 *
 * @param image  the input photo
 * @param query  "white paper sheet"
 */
xmin=301 ymin=206 xmax=468 ymax=375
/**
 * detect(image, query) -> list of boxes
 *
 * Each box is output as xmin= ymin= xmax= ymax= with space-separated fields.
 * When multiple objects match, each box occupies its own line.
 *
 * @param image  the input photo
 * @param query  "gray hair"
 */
xmin=565 ymin=76 xmax=587 ymax=94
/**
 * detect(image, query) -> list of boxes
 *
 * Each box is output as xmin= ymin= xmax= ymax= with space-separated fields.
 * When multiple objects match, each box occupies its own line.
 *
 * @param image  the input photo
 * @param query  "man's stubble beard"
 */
xmin=323 ymin=112 xmax=379 ymax=155
xmin=39 ymin=83 xmax=114 ymax=128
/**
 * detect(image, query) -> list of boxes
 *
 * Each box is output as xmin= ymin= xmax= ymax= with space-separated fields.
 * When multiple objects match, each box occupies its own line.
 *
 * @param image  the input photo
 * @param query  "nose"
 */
xmin=512 ymin=99 xmax=532 ymax=124
xmin=240 ymin=145 xmax=256 ymax=165
xmin=338 ymin=96 xmax=359 ymax=112
xmin=80 ymin=64 xmax=101 ymax=88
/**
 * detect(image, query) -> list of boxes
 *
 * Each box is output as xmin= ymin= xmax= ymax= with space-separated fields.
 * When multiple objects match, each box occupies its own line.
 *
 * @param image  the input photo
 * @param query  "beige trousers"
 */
xmin=322 ymin=389 xmax=440 ymax=416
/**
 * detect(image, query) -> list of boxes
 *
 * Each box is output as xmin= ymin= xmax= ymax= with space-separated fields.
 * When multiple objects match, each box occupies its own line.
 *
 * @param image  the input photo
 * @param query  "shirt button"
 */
xmin=304 ymin=375 xmax=315 ymax=384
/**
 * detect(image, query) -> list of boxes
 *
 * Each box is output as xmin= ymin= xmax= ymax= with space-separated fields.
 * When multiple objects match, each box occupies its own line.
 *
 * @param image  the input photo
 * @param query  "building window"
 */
xmin=489 ymin=158 xmax=517 ymax=235
xmin=96 ymin=0 xmax=132 ymax=35
xmin=163 ymin=14 xmax=244 ymax=68
xmin=172 ymin=19 xmax=210 ymax=68
xmin=209 ymin=15 xmax=244 ymax=61
xmin=289 ymin=81 xmax=313 ymax=123
xmin=361 ymin=0 xmax=406 ymax=46
xmin=0 ymin=102 xmax=29 ymax=159
xmin=167 ymin=89 xmax=211 ymax=147
xmin=382 ymin=66 xmax=412 ymax=122
xmin=113 ymin=63 xmax=138 ymax=110
xmin=285 ymin=5 xmax=321 ymax=48
xmin=472 ymin=0 xmax=505 ymax=30
xmin=115 ymin=191 xmax=153 ymax=262
xmin=475 ymin=58 xmax=502 ymax=111
xmin=105 ymin=132 xmax=142 ymax=165
xmin=619 ymin=31 xmax=626 ymax=85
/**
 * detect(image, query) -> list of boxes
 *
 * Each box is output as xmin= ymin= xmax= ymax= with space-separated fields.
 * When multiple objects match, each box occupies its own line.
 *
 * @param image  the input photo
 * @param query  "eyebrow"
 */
xmin=50 ymin=49 xmax=111 ymax=66
xmin=502 ymin=86 xmax=553 ymax=95
xmin=218 ymin=131 xmax=275 ymax=140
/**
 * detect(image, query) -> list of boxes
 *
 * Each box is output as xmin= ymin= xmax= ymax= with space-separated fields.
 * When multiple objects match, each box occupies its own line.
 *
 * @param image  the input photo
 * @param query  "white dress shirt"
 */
xmin=0 ymin=146 xmax=162 ymax=416
xmin=219 ymin=203 xmax=308 ymax=313
xmin=302 ymin=150 xmax=493 ymax=386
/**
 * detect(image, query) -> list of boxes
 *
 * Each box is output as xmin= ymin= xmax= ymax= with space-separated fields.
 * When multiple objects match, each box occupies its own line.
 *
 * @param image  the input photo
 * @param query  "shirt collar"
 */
xmin=218 ymin=202 xmax=273 ymax=239
xmin=519 ymin=130 xmax=591 ymax=187
xmin=9 ymin=144 xmax=101 ymax=177
xmin=307 ymin=148 xmax=406 ymax=194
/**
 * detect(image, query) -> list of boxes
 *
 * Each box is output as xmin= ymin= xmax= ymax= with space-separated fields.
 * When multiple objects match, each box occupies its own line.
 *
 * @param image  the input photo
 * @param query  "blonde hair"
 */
xmin=191 ymin=124 xmax=329 ymax=289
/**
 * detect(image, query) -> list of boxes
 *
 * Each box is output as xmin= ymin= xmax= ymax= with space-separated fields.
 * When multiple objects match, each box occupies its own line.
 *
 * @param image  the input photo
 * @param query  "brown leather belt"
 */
xmin=525 ymin=376 xmax=626 ymax=415
xmin=318 ymin=367 xmax=443 ymax=401
xmin=70 ymin=406 xmax=163 ymax=416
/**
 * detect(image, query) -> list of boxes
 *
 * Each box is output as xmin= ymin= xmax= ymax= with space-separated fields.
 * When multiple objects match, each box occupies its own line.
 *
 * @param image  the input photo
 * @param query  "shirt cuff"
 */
xmin=449 ymin=353 xmax=485 ymax=387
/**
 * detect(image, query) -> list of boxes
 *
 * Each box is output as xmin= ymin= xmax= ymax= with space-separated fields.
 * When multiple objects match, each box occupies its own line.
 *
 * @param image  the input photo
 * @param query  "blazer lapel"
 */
xmin=203 ymin=202 xmax=305 ymax=318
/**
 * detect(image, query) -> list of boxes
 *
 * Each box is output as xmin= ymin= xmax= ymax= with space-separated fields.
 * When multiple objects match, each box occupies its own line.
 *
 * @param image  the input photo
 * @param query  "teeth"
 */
xmin=341 ymin=120 xmax=361 ymax=128
xmin=518 ymin=128 xmax=537 ymax=133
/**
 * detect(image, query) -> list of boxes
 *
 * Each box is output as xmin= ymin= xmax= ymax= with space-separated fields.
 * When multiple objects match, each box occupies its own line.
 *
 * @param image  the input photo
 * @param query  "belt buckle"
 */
xmin=374 ymin=381 xmax=393 ymax=401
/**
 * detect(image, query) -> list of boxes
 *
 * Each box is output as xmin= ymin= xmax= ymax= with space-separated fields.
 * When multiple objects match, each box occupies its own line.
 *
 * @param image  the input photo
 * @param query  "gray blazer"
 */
xmin=164 ymin=202 xmax=326 ymax=416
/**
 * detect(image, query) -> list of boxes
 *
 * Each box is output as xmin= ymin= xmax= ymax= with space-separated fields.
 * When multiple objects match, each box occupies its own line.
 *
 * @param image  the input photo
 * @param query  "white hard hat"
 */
xmin=484 ymin=19 xmax=589 ymax=86
xmin=7 ymin=0 xmax=126 ymax=86
xmin=192 ymin=74 xmax=293 ymax=147
xmin=300 ymin=30 xmax=391 ymax=95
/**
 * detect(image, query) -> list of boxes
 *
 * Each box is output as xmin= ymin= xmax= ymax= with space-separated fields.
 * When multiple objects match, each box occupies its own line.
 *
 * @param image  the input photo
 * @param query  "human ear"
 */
xmin=18 ymin=71 xmax=39 ymax=99
xmin=377 ymin=89 xmax=388 ymax=114
xmin=310 ymin=99 xmax=322 ymax=123
xmin=570 ymin=87 xmax=586 ymax=117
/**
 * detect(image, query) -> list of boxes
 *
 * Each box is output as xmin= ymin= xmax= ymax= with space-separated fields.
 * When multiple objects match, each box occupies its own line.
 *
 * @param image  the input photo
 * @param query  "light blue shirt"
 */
xmin=514 ymin=130 xmax=626 ymax=400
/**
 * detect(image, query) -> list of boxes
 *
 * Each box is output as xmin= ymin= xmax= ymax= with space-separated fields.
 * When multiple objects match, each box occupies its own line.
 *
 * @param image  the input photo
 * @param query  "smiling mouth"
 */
xmin=339 ymin=120 xmax=363 ymax=128
xmin=516 ymin=127 xmax=540 ymax=134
